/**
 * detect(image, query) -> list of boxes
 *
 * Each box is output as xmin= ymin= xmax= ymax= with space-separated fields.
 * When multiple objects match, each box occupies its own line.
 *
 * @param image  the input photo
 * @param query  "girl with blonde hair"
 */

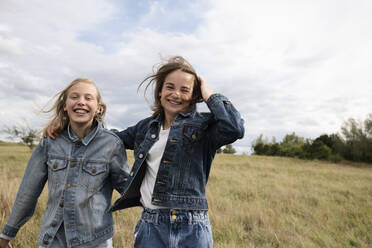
xmin=0 ymin=78 xmax=129 ymax=248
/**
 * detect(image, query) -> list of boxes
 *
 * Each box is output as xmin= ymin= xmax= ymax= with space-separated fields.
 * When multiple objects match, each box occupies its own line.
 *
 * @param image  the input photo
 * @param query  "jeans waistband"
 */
xmin=141 ymin=207 xmax=209 ymax=225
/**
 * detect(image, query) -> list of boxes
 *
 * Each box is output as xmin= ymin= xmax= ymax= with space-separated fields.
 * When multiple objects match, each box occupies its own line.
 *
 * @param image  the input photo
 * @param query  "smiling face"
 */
xmin=159 ymin=69 xmax=195 ymax=122
xmin=63 ymin=82 xmax=99 ymax=131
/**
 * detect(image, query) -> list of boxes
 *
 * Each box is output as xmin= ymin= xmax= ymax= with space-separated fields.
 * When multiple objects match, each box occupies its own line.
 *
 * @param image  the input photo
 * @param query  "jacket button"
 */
xmin=171 ymin=209 xmax=178 ymax=215
xmin=151 ymin=134 xmax=156 ymax=139
xmin=43 ymin=240 xmax=49 ymax=245
xmin=70 ymin=163 xmax=76 ymax=168
xmin=53 ymin=164 xmax=58 ymax=169
xmin=92 ymin=168 xmax=97 ymax=174
xmin=59 ymin=202 xmax=64 ymax=208
xmin=51 ymin=221 xmax=57 ymax=227
xmin=192 ymin=134 xmax=197 ymax=140
xmin=66 ymin=184 xmax=71 ymax=189
xmin=171 ymin=215 xmax=177 ymax=220
xmin=138 ymin=153 xmax=144 ymax=159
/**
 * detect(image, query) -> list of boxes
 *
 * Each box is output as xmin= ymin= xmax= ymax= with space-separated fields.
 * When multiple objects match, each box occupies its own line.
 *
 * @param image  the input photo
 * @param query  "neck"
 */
xmin=70 ymin=121 xmax=94 ymax=139
xmin=163 ymin=114 xmax=176 ymax=130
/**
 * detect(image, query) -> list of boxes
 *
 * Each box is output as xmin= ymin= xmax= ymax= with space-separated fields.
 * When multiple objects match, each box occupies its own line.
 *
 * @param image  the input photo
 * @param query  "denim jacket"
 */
xmin=111 ymin=93 xmax=244 ymax=211
xmin=1 ymin=122 xmax=129 ymax=248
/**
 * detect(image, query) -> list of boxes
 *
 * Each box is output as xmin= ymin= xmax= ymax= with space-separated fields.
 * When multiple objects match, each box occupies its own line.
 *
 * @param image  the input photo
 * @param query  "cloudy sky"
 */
xmin=1 ymin=0 xmax=371 ymax=153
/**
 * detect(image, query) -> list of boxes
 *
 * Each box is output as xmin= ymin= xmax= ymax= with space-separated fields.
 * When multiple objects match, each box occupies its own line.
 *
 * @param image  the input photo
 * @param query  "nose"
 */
xmin=172 ymin=90 xmax=180 ymax=97
xmin=77 ymin=97 xmax=86 ymax=105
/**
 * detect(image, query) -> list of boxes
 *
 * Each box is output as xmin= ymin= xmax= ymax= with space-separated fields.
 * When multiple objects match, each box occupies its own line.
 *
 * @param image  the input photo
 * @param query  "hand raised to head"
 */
xmin=198 ymin=76 xmax=213 ymax=102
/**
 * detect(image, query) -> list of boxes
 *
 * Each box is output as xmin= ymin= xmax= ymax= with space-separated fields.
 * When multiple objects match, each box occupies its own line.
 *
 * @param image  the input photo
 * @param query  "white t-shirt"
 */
xmin=140 ymin=126 xmax=170 ymax=209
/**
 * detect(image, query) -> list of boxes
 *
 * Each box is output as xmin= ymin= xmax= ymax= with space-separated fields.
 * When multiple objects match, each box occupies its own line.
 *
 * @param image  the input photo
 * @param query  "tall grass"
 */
xmin=0 ymin=144 xmax=371 ymax=247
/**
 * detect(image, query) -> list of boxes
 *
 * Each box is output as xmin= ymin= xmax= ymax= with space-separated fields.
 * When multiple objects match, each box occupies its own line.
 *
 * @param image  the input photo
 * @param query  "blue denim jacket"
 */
xmin=1 ymin=122 xmax=129 ymax=248
xmin=111 ymin=93 xmax=244 ymax=211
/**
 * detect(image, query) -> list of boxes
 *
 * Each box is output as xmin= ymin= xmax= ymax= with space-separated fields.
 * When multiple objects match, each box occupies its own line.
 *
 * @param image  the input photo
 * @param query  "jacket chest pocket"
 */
xmin=47 ymin=158 xmax=67 ymax=187
xmin=183 ymin=125 xmax=202 ymax=153
xmin=80 ymin=162 xmax=108 ymax=192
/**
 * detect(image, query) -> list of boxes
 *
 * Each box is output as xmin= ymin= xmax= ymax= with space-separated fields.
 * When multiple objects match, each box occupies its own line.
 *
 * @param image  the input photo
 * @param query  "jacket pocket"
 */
xmin=182 ymin=124 xmax=201 ymax=153
xmin=47 ymin=158 xmax=67 ymax=187
xmin=80 ymin=162 xmax=108 ymax=192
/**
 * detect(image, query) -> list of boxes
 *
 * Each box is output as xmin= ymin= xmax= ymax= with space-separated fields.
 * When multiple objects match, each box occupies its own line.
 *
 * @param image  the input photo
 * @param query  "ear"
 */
xmin=63 ymin=105 xmax=67 ymax=111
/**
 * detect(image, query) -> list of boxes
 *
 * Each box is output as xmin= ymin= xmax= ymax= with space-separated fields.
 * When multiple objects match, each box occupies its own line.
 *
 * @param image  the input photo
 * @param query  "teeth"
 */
xmin=168 ymin=100 xmax=181 ymax=105
xmin=75 ymin=109 xmax=88 ymax=113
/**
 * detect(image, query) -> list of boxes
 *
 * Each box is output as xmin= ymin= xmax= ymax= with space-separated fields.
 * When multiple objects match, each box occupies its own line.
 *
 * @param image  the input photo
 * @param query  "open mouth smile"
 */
xmin=73 ymin=108 xmax=89 ymax=114
xmin=167 ymin=99 xmax=182 ymax=105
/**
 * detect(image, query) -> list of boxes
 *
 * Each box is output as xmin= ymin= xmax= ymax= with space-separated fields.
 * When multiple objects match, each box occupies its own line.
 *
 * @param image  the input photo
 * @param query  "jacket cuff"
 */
xmin=0 ymin=232 xmax=13 ymax=241
xmin=1 ymin=225 xmax=19 ymax=239
xmin=206 ymin=93 xmax=229 ymax=107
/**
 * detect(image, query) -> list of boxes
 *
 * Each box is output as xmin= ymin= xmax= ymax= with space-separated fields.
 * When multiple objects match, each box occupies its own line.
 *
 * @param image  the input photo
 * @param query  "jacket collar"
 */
xmin=150 ymin=106 xmax=197 ymax=126
xmin=67 ymin=121 xmax=102 ymax=146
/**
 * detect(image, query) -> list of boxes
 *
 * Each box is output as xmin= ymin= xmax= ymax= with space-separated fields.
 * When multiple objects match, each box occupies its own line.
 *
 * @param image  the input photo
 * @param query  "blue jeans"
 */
xmin=134 ymin=208 xmax=213 ymax=248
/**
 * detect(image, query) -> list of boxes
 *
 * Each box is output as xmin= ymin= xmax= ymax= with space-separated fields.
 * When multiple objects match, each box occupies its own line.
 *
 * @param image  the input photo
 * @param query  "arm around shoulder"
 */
xmin=112 ymin=124 xmax=139 ymax=150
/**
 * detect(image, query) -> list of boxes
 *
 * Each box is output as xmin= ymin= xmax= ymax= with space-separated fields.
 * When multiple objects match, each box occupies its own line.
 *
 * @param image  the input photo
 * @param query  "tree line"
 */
xmin=252 ymin=114 xmax=372 ymax=163
xmin=2 ymin=125 xmax=240 ymax=154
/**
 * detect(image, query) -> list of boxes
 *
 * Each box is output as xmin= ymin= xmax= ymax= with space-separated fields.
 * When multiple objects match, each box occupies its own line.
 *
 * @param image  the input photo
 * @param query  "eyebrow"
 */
xmin=69 ymin=92 xmax=95 ymax=97
xmin=164 ymin=82 xmax=191 ymax=89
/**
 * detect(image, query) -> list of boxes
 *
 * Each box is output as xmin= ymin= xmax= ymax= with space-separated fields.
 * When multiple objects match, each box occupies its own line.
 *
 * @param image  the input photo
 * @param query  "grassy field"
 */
xmin=0 ymin=143 xmax=371 ymax=247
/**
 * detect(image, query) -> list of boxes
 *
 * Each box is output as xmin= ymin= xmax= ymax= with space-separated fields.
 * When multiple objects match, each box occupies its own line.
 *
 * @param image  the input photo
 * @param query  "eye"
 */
xmin=86 ymin=94 xmax=96 ymax=101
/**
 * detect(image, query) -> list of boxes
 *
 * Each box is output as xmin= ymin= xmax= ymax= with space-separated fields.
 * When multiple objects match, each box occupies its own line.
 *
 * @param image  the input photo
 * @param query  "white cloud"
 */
xmin=0 ymin=0 xmax=371 ymax=153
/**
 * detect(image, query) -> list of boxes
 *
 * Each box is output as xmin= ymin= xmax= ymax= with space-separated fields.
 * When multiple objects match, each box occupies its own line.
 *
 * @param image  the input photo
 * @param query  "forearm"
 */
xmin=1 ymin=143 xmax=48 ymax=238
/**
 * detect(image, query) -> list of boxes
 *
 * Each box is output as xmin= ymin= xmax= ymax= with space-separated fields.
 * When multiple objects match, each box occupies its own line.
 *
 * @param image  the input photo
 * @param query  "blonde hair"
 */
xmin=44 ymin=78 xmax=106 ymax=133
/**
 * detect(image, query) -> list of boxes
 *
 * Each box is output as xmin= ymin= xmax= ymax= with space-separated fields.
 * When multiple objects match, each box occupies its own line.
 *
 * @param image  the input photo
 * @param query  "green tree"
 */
xmin=223 ymin=144 xmax=236 ymax=154
xmin=279 ymin=132 xmax=305 ymax=158
xmin=341 ymin=118 xmax=371 ymax=162
xmin=3 ymin=124 xmax=40 ymax=150
xmin=252 ymin=134 xmax=268 ymax=155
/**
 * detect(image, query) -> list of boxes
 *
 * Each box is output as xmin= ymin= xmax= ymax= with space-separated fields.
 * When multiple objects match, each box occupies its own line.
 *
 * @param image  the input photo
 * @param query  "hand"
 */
xmin=198 ymin=76 xmax=213 ymax=102
xmin=0 ymin=238 xmax=13 ymax=248
xmin=42 ymin=120 xmax=60 ymax=140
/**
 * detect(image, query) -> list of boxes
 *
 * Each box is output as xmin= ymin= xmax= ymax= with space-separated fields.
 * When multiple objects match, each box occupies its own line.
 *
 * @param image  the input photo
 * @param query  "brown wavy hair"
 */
xmin=139 ymin=56 xmax=203 ymax=117
xmin=43 ymin=78 xmax=106 ymax=134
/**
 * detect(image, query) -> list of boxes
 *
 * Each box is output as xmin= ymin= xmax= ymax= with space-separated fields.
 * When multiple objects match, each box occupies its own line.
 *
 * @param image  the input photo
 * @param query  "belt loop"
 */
xmin=188 ymin=211 xmax=192 ymax=225
xmin=154 ymin=211 xmax=159 ymax=226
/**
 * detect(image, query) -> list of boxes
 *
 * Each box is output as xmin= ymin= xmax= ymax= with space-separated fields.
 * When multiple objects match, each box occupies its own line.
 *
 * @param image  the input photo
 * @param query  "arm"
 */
xmin=113 ymin=125 xmax=138 ymax=150
xmin=199 ymin=77 xmax=245 ymax=150
xmin=110 ymin=140 xmax=130 ymax=194
xmin=1 ymin=140 xmax=48 ymax=240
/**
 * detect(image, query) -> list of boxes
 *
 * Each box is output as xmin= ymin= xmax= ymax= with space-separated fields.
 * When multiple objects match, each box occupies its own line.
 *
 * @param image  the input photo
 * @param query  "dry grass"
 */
xmin=1 ymin=144 xmax=371 ymax=247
